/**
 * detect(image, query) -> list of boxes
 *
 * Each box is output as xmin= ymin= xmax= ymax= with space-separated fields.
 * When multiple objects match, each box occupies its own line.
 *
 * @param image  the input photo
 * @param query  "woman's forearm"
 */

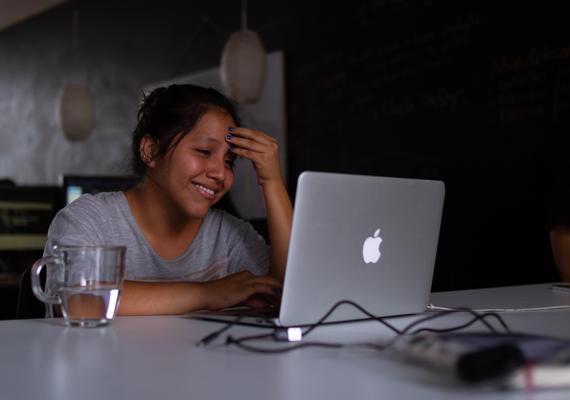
xmin=262 ymin=181 xmax=293 ymax=282
xmin=118 ymin=280 xmax=207 ymax=315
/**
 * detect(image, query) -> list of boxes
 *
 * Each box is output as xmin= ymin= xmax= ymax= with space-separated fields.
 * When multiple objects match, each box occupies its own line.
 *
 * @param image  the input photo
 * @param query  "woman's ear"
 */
xmin=140 ymin=135 xmax=158 ymax=169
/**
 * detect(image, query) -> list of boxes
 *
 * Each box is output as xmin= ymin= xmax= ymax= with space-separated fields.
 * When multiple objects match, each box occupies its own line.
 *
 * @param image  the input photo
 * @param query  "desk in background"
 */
xmin=1 ymin=284 xmax=570 ymax=400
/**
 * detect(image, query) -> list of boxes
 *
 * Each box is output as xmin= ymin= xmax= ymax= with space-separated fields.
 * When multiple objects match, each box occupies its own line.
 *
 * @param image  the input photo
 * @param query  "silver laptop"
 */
xmin=192 ymin=171 xmax=445 ymax=327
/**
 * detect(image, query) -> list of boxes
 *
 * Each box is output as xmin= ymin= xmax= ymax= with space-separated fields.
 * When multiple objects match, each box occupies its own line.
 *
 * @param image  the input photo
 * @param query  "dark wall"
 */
xmin=279 ymin=0 xmax=568 ymax=291
xmin=2 ymin=0 xmax=569 ymax=293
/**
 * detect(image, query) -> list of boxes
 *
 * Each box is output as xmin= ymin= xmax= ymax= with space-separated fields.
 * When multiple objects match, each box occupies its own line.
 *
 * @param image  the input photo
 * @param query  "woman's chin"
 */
xmin=180 ymin=202 xmax=211 ymax=219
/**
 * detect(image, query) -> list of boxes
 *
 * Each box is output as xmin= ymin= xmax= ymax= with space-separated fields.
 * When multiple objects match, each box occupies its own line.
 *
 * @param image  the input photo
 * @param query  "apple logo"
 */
xmin=362 ymin=228 xmax=383 ymax=264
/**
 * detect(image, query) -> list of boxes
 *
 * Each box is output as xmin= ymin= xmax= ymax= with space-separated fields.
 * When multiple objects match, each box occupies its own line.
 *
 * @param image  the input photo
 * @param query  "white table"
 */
xmin=1 ymin=283 xmax=570 ymax=400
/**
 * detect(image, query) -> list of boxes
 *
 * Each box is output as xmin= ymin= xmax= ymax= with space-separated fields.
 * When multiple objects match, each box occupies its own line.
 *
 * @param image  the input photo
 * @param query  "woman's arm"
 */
xmin=118 ymin=270 xmax=282 ymax=315
xmin=119 ymin=280 xmax=206 ymax=315
xmin=261 ymin=181 xmax=293 ymax=282
xmin=550 ymin=225 xmax=570 ymax=283
xmin=225 ymin=127 xmax=293 ymax=282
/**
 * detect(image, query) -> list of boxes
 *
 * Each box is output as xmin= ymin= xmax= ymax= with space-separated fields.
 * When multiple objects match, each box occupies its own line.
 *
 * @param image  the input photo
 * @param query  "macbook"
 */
xmin=191 ymin=171 xmax=445 ymax=327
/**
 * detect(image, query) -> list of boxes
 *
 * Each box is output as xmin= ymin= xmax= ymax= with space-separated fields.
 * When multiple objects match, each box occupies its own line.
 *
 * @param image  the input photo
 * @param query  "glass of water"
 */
xmin=31 ymin=245 xmax=126 ymax=327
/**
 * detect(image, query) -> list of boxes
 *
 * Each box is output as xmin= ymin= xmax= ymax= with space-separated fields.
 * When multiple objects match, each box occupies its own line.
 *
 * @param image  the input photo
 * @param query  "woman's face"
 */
xmin=148 ymin=108 xmax=237 ymax=219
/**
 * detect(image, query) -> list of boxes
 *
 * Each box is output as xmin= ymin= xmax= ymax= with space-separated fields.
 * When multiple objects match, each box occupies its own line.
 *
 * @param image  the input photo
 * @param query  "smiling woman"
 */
xmin=43 ymin=84 xmax=292 ymax=316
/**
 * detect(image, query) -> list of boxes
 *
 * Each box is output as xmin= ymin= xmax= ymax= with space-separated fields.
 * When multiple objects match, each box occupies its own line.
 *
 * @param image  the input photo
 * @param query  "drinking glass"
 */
xmin=31 ymin=245 xmax=126 ymax=327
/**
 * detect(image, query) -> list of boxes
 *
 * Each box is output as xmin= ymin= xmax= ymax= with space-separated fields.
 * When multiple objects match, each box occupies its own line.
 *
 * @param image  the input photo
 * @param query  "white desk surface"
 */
xmin=1 ymin=283 xmax=570 ymax=400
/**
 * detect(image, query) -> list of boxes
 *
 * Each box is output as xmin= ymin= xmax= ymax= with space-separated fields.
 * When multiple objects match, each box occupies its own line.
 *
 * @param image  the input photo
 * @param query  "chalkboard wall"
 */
xmin=283 ymin=0 xmax=570 ymax=290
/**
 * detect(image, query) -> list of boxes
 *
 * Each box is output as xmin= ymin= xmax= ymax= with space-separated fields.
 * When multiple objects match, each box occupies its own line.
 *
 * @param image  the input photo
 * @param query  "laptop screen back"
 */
xmin=279 ymin=171 xmax=445 ymax=326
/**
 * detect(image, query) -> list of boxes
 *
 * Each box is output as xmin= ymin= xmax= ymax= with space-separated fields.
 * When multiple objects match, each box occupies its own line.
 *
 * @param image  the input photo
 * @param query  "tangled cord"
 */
xmin=196 ymin=300 xmax=511 ymax=354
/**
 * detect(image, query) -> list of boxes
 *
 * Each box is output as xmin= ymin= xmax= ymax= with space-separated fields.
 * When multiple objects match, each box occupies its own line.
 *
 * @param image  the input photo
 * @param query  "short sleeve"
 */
xmin=43 ymin=195 xmax=108 ymax=310
xmin=46 ymin=205 xmax=106 ymax=250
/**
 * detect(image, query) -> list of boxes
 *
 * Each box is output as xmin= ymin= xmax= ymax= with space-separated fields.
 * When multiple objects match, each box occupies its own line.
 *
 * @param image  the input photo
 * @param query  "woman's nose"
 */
xmin=205 ymin=158 xmax=226 ymax=181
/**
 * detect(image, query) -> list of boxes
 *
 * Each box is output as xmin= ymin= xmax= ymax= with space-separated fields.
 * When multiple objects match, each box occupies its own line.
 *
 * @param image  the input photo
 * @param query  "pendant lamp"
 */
xmin=220 ymin=0 xmax=266 ymax=104
xmin=59 ymin=8 xmax=94 ymax=142
xmin=60 ymin=84 xmax=94 ymax=141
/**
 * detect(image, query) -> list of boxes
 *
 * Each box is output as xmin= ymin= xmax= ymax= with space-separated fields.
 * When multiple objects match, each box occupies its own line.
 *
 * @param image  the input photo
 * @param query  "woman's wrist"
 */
xmin=260 ymin=178 xmax=287 ymax=196
xmin=195 ymin=281 xmax=215 ymax=310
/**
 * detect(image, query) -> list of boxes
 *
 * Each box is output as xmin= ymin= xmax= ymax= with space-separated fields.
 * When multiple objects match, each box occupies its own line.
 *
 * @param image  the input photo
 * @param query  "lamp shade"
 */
xmin=220 ymin=29 xmax=266 ymax=103
xmin=59 ymin=84 xmax=94 ymax=142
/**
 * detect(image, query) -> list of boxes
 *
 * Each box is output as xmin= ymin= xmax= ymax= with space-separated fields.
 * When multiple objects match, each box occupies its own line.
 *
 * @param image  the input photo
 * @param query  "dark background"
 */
xmin=275 ymin=0 xmax=568 ymax=291
xmin=2 ymin=0 xmax=570 ymax=318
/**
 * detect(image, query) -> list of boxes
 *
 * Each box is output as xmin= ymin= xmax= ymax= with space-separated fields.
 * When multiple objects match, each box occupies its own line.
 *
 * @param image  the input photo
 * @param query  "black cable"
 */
xmin=197 ymin=300 xmax=512 ymax=354
xmin=411 ymin=313 xmax=508 ymax=335
xmin=301 ymin=299 xmax=402 ymax=337
xmin=372 ymin=310 xmax=511 ymax=351
xmin=197 ymin=299 xmax=401 ymax=348
xmin=195 ymin=316 xmax=243 ymax=347
xmin=399 ymin=308 xmax=510 ymax=337
xmin=213 ymin=299 xmax=403 ymax=353
xmin=411 ymin=317 xmax=493 ymax=335
xmin=226 ymin=335 xmax=344 ymax=354
xmin=223 ymin=310 xmax=510 ymax=354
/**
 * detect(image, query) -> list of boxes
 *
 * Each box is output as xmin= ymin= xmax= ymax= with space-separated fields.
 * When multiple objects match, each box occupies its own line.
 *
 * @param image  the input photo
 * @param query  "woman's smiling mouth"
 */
xmin=193 ymin=183 xmax=216 ymax=199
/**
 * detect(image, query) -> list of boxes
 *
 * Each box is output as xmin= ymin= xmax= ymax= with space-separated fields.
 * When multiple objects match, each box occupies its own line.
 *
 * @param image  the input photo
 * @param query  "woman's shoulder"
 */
xmin=56 ymin=191 xmax=125 ymax=221
xmin=47 ymin=192 xmax=126 ymax=244
xmin=70 ymin=191 xmax=122 ymax=205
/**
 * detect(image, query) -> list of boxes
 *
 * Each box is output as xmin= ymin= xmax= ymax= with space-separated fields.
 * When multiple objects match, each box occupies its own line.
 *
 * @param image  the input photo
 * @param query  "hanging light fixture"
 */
xmin=60 ymin=84 xmax=94 ymax=141
xmin=59 ymin=7 xmax=94 ymax=142
xmin=220 ymin=0 xmax=266 ymax=104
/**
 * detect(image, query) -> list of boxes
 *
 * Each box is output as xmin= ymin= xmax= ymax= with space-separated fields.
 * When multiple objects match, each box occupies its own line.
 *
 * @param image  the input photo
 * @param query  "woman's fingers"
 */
xmin=246 ymin=276 xmax=282 ymax=289
xmin=243 ymin=295 xmax=272 ymax=309
xmin=234 ymin=274 xmax=281 ymax=302
xmin=226 ymin=132 xmax=279 ymax=157
xmin=202 ymin=270 xmax=281 ymax=310
xmin=228 ymin=127 xmax=276 ymax=145
xmin=226 ymin=135 xmax=266 ymax=154
xmin=226 ymin=271 xmax=282 ymax=296
xmin=225 ymin=127 xmax=282 ymax=186
xmin=225 ymin=280 xmax=277 ymax=308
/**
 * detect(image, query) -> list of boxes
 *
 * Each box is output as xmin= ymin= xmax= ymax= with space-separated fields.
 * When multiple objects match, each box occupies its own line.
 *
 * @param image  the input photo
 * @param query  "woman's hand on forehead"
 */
xmin=224 ymin=127 xmax=283 ymax=186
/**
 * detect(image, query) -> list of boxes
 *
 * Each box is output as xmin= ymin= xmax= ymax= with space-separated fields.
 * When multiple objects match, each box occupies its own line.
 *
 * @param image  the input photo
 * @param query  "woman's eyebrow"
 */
xmin=195 ymin=137 xmax=221 ymax=145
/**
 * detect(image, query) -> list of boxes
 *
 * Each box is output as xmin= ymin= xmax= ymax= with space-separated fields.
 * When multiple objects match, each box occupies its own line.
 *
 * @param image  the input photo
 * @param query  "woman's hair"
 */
xmin=131 ymin=84 xmax=241 ymax=177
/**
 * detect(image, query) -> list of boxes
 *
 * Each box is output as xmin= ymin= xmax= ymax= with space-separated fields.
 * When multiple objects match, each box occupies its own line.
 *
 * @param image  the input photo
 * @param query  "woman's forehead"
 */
xmin=183 ymin=131 xmax=224 ymax=145
xmin=189 ymin=110 xmax=234 ymax=137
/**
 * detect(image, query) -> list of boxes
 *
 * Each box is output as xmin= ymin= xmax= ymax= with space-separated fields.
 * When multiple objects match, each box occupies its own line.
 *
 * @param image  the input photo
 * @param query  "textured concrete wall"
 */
xmin=1 ymin=4 xmax=125 ymax=183
xmin=0 ymin=1 xmax=238 ymax=184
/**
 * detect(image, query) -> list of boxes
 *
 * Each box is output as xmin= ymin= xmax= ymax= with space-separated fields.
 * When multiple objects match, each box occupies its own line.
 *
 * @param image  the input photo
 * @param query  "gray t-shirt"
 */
xmin=44 ymin=192 xmax=270 ymax=293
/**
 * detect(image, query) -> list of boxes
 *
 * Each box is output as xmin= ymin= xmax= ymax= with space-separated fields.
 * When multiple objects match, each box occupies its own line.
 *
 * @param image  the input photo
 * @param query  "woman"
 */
xmin=45 ymin=84 xmax=292 ymax=315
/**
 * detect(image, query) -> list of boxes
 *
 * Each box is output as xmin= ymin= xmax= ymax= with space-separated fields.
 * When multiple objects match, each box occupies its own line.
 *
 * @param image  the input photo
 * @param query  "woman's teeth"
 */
xmin=194 ymin=183 xmax=215 ymax=197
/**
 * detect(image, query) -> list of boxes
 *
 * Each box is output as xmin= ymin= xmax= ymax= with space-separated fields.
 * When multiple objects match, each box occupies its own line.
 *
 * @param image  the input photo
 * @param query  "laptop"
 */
xmin=191 ymin=171 xmax=445 ymax=327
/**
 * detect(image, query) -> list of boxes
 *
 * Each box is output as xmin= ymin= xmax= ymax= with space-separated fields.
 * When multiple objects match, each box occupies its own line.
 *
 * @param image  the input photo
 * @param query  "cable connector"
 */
xmin=195 ymin=330 xmax=222 ymax=347
xmin=273 ymin=327 xmax=303 ymax=342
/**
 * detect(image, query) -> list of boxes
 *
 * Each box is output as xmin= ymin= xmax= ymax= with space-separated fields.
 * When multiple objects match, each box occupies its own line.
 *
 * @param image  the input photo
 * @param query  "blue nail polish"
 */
xmin=228 ymin=143 xmax=235 ymax=150
xmin=225 ymin=134 xmax=233 ymax=140
xmin=228 ymin=127 xmax=235 ymax=132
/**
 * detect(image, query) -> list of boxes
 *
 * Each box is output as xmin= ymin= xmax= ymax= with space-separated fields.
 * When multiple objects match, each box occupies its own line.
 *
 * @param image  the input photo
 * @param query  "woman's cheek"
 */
xmin=224 ymin=170 xmax=235 ymax=191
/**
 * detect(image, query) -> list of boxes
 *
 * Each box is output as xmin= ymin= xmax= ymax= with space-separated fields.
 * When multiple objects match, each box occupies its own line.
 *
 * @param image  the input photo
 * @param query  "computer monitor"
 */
xmin=60 ymin=175 xmax=139 ymax=206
